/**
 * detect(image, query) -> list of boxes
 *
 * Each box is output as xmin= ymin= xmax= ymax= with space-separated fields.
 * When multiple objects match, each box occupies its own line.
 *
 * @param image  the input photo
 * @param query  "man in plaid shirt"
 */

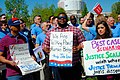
xmin=42 ymin=12 xmax=85 ymax=80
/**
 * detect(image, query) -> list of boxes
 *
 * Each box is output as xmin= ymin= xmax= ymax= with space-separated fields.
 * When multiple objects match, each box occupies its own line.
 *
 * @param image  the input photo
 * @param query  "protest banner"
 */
xmin=83 ymin=37 xmax=120 ymax=76
xmin=9 ymin=43 xmax=42 ymax=75
xmin=49 ymin=32 xmax=73 ymax=67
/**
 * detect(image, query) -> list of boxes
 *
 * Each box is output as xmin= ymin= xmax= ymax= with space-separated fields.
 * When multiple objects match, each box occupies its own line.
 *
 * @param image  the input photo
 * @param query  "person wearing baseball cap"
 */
xmin=8 ymin=18 xmax=21 ymax=33
xmin=0 ymin=18 xmax=35 ymax=80
xmin=0 ymin=14 xmax=6 ymax=21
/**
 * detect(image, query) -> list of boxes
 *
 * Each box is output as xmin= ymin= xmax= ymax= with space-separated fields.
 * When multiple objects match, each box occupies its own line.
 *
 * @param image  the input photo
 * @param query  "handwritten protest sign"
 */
xmin=49 ymin=32 xmax=73 ymax=67
xmin=83 ymin=38 xmax=120 ymax=76
xmin=9 ymin=43 xmax=42 ymax=75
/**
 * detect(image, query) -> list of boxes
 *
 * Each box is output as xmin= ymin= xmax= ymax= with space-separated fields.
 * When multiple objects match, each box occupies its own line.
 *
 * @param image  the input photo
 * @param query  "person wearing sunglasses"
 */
xmin=42 ymin=12 xmax=85 ymax=80
xmin=0 ymin=14 xmax=7 ymax=22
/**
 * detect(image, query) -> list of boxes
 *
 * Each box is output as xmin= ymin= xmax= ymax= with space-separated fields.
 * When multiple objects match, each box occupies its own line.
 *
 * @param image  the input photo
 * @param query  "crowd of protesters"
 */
xmin=0 ymin=12 xmax=120 ymax=80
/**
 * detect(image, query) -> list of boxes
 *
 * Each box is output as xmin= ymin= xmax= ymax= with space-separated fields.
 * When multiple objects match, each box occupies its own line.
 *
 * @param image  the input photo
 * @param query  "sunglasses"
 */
xmin=58 ymin=16 xmax=66 ymax=19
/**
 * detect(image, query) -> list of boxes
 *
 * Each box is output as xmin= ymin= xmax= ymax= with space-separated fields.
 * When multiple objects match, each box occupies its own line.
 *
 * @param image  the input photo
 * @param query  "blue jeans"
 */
xmin=7 ymin=74 xmax=34 ymax=80
xmin=52 ymin=67 xmax=61 ymax=80
xmin=7 ymin=75 xmax=22 ymax=80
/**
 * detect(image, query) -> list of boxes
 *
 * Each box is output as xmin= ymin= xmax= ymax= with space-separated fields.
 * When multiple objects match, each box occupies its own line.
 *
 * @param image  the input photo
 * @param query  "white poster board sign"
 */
xmin=49 ymin=32 xmax=73 ymax=67
xmin=83 ymin=38 xmax=120 ymax=76
xmin=9 ymin=43 xmax=42 ymax=75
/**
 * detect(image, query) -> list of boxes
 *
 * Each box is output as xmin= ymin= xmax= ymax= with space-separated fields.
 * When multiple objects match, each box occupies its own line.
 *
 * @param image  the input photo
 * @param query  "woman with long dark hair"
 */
xmin=95 ymin=21 xmax=112 ymax=39
xmin=95 ymin=21 xmax=115 ymax=80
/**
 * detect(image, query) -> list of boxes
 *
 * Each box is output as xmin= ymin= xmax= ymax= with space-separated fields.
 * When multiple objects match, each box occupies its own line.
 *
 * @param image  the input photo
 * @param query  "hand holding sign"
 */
xmin=9 ymin=43 xmax=41 ymax=75
xmin=8 ymin=61 xmax=18 ymax=67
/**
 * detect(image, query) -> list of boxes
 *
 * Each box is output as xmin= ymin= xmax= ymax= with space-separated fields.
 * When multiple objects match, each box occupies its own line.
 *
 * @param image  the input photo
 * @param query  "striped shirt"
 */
xmin=42 ymin=26 xmax=85 ymax=65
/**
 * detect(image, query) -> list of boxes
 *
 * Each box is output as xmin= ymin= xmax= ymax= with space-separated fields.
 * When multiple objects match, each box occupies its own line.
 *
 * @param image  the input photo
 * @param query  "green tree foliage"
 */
xmin=111 ymin=2 xmax=120 ymax=21
xmin=54 ymin=8 xmax=65 ymax=17
xmin=111 ymin=2 xmax=120 ymax=14
xmin=81 ymin=3 xmax=88 ymax=17
xmin=5 ymin=0 xmax=30 ymax=23
xmin=110 ymin=12 xmax=118 ymax=22
xmin=31 ymin=4 xmax=55 ymax=22
xmin=31 ymin=4 xmax=65 ymax=22
xmin=40 ymin=4 xmax=55 ymax=21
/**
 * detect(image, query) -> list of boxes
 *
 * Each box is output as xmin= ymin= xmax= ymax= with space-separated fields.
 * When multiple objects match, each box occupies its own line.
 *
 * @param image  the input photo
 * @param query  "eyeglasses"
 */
xmin=58 ymin=16 xmax=66 ymax=19
xmin=97 ymin=26 xmax=105 ymax=29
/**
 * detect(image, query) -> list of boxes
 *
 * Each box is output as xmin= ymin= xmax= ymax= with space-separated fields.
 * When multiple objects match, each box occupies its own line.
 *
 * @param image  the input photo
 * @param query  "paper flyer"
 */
xmin=33 ymin=46 xmax=45 ymax=62
xmin=9 ymin=43 xmax=42 ymax=75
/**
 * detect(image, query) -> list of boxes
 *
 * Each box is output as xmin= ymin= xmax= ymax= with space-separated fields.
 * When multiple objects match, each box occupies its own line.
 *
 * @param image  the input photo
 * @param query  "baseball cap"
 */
xmin=8 ymin=18 xmax=20 ymax=26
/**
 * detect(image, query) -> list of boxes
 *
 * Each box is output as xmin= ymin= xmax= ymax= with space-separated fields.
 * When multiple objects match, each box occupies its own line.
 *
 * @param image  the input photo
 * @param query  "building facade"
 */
xmin=58 ymin=0 xmax=85 ymax=17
